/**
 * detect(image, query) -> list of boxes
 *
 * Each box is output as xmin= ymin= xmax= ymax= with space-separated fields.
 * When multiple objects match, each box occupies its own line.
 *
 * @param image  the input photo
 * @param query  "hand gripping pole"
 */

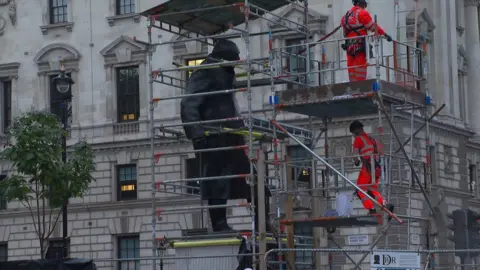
xmin=269 ymin=119 xmax=403 ymax=224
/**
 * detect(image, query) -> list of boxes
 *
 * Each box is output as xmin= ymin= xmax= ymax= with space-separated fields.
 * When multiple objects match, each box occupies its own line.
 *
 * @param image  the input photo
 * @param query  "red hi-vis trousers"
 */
xmin=347 ymin=51 xmax=367 ymax=82
xmin=356 ymin=163 xmax=384 ymax=210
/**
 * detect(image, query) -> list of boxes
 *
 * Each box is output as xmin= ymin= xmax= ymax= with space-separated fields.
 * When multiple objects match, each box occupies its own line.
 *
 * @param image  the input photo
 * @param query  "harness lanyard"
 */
xmin=342 ymin=10 xmax=364 ymax=37
xmin=361 ymin=134 xmax=380 ymax=172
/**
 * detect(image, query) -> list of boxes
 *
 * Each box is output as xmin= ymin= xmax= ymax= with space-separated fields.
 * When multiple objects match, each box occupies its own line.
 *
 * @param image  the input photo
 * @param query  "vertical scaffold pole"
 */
xmin=243 ymin=0 xmax=257 ymax=268
xmin=304 ymin=0 xmax=311 ymax=88
xmin=268 ymin=25 xmax=283 ymax=269
xmin=407 ymin=104 xmax=414 ymax=249
xmin=257 ymin=152 xmax=267 ymax=270
xmin=373 ymin=15 xmax=386 ymax=218
xmin=147 ymin=15 xmax=157 ymax=270
xmin=422 ymin=32 xmax=435 ymax=269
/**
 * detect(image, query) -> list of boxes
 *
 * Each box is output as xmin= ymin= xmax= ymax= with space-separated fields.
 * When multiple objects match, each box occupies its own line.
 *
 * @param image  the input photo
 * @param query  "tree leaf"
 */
xmin=0 ymin=110 xmax=96 ymax=253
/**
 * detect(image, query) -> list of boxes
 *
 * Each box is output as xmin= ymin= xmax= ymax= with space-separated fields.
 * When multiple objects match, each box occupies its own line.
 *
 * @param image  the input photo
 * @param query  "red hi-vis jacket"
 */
xmin=353 ymin=132 xmax=378 ymax=161
xmin=341 ymin=6 xmax=386 ymax=38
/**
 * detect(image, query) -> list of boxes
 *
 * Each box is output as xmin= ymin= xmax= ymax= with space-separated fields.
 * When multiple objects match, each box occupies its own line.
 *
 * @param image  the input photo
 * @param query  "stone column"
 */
xmin=465 ymin=0 xmax=480 ymax=138
xmin=447 ymin=0 xmax=460 ymax=118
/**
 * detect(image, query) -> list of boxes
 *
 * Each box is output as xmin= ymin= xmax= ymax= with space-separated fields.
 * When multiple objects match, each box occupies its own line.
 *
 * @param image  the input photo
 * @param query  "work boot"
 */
xmin=209 ymin=208 xmax=234 ymax=232
xmin=386 ymin=203 xmax=395 ymax=221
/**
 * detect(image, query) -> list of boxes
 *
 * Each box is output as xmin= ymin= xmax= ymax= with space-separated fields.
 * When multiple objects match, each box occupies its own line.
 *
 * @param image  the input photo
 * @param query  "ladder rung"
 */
xmin=397 ymin=9 xmax=417 ymax=13
xmin=397 ymin=25 xmax=415 ymax=29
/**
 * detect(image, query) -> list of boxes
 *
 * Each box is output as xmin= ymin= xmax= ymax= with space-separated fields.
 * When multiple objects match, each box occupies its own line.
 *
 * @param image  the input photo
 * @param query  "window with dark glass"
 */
xmin=185 ymin=158 xmax=200 ymax=194
xmin=287 ymin=145 xmax=311 ymax=183
xmin=469 ymin=164 xmax=477 ymax=195
xmin=0 ymin=242 xmax=6 ymax=262
xmin=49 ymin=0 xmax=68 ymax=24
xmin=0 ymin=175 xmax=6 ymax=210
xmin=285 ymin=38 xmax=313 ymax=90
xmin=45 ymin=239 xmax=69 ymax=259
xmin=49 ymin=74 xmax=72 ymax=126
xmin=118 ymin=235 xmax=139 ymax=270
xmin=116 ymin=0 xmax=136 ymax=15
xmin=117 ymin=66 xmax=140 ymax=122
xmin=185 ymin=58 xmax=205 ymax=79
xmin=117 ymin=165 xmax=137 ymax=200
xmin=294 ymin=224 xmax=313 ymax=269
xmin=2 ymin=80 xmax=11 ymax=133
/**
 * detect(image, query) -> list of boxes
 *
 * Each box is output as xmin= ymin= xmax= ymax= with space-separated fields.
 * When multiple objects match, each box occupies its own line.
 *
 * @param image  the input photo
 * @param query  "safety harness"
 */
xmin=358 ymin=133 xmax=381 ymax=174
xmin=341 ymin=10 xmax=368 ymax=56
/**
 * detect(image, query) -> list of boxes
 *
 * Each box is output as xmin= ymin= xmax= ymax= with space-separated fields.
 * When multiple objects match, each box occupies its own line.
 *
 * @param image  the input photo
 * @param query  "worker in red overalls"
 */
xmin=350 ymin=120 xmax=394 ymax=217
xmin=341 ymin=0 xmax=392 ymax=81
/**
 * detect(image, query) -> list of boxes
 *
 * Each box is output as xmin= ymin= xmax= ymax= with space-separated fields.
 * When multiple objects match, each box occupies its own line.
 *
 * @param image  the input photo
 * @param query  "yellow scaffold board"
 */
xmin=172 ymin=236 xmax=289 ymax=248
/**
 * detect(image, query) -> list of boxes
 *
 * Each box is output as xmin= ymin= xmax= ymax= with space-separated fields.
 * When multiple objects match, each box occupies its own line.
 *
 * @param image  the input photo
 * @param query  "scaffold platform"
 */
xmin=141 ymin=0 xmax=291 ymax=36
xmin=280 ymin=214 xmax=382 ymax=228
xmin=154 ymin=117 xmax=313 ymax=141
xmin=276 ymin=79 xmax=426 ymax=118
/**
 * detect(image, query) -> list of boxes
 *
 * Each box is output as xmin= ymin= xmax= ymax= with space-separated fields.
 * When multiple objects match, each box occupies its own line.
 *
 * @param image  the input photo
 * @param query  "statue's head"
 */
xmin=211 ymin=39 xmax=240 ymax=62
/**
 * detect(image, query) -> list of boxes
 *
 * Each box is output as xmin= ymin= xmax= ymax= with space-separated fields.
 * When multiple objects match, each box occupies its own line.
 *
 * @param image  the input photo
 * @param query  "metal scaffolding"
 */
xmin=134 ymin=0 xmax=442 ymax=269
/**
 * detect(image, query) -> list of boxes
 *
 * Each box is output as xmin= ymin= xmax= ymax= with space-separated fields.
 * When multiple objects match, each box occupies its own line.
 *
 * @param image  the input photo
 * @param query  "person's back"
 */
xmin=340 ymin=0 xmax=392 ymax=81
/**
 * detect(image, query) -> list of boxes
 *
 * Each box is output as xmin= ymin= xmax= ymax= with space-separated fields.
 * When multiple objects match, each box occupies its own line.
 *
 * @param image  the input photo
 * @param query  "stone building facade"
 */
xmin=0 ymin=0 xmax=478 ymax=268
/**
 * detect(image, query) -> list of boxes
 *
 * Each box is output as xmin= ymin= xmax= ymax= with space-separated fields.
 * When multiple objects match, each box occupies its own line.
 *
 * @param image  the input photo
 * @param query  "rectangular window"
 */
xmin=45 ymin=239 xmax=69 ymax=259
xmin=294 ymin=224 xmax=313 ymax=269
xmin=469 ymin=164 xmax=477 ymax=195
xmin=0 ymin=175 xmax=6 ymax=210
xmin=185 ymin=158 xmax=200 ymax=194
xmin=458 ymin=72 xmax=467 ymax=121
xmin=185 ymin=58 xmax=205 ymax=79
xmin=118 ymin=235 xmax=140 ymax=270
xmin=49 ymin=0 xmax=68 ymax=24
xmin=285 ymin=38 xmax=313 ymax=90
xmin=287 ymin=146 xmax=311 ymax=184
xmin=2 ymin=81 xmax=11 ymax=133
xmin=49 ymin=74 xmax=72 ymax=127
xmin=117 ymin=165 xmax=137 ymax=200
xmin=117 ymin=66 xmax=140 ymax=122
xmin=0 ymin=242 xmax=7 ymax=262
xmin=116 ymin=0 xmax=136 ymax=15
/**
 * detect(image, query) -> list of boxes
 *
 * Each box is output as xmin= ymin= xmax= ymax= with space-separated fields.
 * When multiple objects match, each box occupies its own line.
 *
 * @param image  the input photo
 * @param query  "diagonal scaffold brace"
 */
xmin=372 ymin=92 xmax=435 ymax=216
xmin=268 ymin=119 xmax=403 ymax=224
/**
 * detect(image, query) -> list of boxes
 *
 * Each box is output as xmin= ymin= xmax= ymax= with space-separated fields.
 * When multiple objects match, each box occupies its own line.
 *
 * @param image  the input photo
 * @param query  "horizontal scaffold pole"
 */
xmin=152 ymin=87 xmax=247 ymax=102
xmin=153 ymin=60 xmax=246 ymax=74
xmin=154 ymin=145 xmax=248 ymax=159
xmin=156 ymin=202 xmax=249 ymax=216
xmin=155 ymin=173 xmax=249 ymax=187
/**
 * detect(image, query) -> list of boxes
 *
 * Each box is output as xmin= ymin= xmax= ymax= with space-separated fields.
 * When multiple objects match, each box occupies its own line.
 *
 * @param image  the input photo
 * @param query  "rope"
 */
xmin=297 ymin=25 xmax=342 ymax=54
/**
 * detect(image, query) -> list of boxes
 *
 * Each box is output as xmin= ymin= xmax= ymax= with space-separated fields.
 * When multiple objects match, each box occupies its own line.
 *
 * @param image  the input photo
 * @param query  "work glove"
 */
xmin=354 ymin=159 xmax=361 ymax=167
xmin=384 ymin=34 xmax=393 ymax=42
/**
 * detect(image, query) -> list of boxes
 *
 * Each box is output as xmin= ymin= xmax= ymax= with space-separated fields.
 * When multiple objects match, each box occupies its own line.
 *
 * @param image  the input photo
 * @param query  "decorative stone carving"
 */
xmin=106 ymin=13 xmax=140 ymax=26
xmin=330 ymin=136 xmax=352 ymax=157
xmin=8 ymin=0 xmax=16 ymax=26
xmin=0 ymin=0 xmax=16 ymax=35
xmin=34 ymin=43 xmax=81 ymax=73
xmin=0 ymin=15 xmax=5 ymax=36
xmin=458 ymin=45 xmax=468 ymax=72
xmin=269 ymin=4 xmax=329 ymax=35
xmin=100 ymin=35 xmax=147 ymax=65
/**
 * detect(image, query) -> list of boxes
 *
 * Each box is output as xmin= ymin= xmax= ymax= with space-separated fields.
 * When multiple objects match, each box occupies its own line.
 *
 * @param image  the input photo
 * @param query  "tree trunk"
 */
xmin=39 ymin=237 xmax=46 ymax=259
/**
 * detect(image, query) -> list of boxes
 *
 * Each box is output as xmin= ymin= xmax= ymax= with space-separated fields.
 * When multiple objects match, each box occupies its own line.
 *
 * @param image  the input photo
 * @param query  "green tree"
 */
xmin=0 ymin=110 xmax=95 ymax=258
